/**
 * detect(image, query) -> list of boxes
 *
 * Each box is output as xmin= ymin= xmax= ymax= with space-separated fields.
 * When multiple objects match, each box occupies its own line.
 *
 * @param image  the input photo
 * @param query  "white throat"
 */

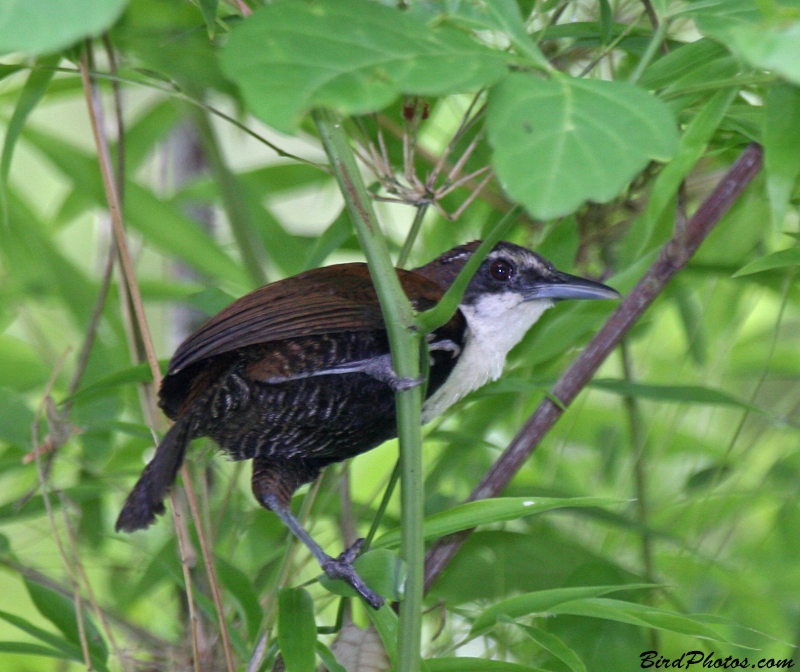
xmin=421 ymin=294 xmax=553 ymax=423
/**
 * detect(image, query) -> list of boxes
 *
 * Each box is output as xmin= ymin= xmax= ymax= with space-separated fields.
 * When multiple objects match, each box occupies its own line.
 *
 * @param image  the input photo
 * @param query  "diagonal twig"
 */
xmin=423 ymin=143 xmax=764 ymax=592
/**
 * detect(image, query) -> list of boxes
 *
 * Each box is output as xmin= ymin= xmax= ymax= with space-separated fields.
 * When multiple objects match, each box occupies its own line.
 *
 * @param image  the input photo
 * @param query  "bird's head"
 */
xmin=415 ymin=240 xmax=620 ymax=314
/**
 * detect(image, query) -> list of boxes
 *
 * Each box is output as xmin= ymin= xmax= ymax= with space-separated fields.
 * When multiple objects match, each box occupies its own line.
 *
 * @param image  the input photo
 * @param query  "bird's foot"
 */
xmin=321 ymin=538 xmax=384 ymax=609
xmin=389 ymin=375 xmax=425 ymax=392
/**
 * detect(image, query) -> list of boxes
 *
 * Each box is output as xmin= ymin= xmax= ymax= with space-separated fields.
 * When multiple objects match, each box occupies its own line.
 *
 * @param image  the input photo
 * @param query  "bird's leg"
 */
xmin=252 ymin=458 xmax=385 ymax=609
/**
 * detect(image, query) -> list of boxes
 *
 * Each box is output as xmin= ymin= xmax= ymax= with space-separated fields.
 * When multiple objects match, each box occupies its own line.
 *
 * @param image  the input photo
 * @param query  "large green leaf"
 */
xmin=278 ymin=588 xmax=317 ymax=672
xmin=689 ymin=0 xmax=800 ymax=85
xmin=487 ymin=73 xmax=677 ymax=219
xmin=222 ymin=0 xmax=507 ymax=133
xmin=0 ymin=0 xmax=127 ymax=55
xmin=374 ymin=497 xmax=619 ymax=549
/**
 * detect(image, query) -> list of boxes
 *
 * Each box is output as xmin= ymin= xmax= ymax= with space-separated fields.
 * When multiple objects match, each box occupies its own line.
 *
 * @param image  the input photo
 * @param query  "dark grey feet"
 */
xmin=320 ymin=538 xmax=384 ymax=609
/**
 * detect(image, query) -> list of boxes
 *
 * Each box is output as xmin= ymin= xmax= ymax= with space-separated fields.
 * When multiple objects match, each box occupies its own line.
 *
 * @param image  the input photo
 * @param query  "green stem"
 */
xmin=398 ymin=203 xmax=429 ymax=268
xmin=364 ymin=460 xmax=401 ymax=551
xmin=312 ymin=107 xmax=424 ymax=672
xmin=628 ymin=20 xmax=668 ymax=84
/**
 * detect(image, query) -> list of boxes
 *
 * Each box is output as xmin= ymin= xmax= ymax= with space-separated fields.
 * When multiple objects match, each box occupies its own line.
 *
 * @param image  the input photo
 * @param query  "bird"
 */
xmin=115 ymin=240 xmax=620 ymax=608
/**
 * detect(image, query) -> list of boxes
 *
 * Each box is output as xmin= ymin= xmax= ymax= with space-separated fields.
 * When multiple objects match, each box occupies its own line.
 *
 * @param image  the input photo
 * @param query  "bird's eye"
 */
xmin=490 ymin=259 xmax=513 ymax=281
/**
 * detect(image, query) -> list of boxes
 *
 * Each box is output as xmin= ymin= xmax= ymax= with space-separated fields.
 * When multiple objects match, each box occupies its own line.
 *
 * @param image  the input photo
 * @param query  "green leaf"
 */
xmin=20 ymin=128 xmax=249 ymax=287
xmin=0 ymin=387 xmax=35 ymax=447
xmin=316 ymin=642 xmax=347 ymax=672
xmin=764 ymin=84 xmax=800 ymax=227
xmin=0 ymin=610 xmax=83 ymax=663
xmin=434 ymin=0 xmax=549 ymax=66
xmin=24 ymin=578 xmax=108 ymax=667
xmin=0 ymin=641 xmax=73 ymax=660
xmin=689 ymin=0 xmax=800 ymax=85
xmin=278 ymin=587 xmax=317 ymax=672
xmin=639 ymin=38 xmax=731 ymax=91
xmin=426 ymin=659 xmax=549 ymax=672
xmin=549 ymin=597 xmax=733 ymax=642
xmin=199 ymin=0 xmax=218 ymax=39
xmin=319 ymin=549 xmax=406 ymax=601
xmin=215 ymin=557 xmax=262 ymax=642
xmin=221 ymin=0 xmax=507 ymax=133
xmin=66 ymin=361 xmax=161 ymax=406
xmin=374 ymin=497 xmax=620 ymax=549
xmin=727 ymin=21 xmax=800 ymax=85
xmin=1 ymin=56 xmax=58 ymax=188
xmin=185 ymin=287 xmax=236 ymax=317
xmin=733 ymin=247 xmax=800 ymax=276
xmin=514 ymin=622 xmax=587 ymax=672
xmin=590 ymin=379 xmax=762 ymax=412
xmin=487 ymin=73 xmax=677 ymax=220
xmin=0 ymin=484 xmax=106 ymax=522
xmin=471 ymin=584 xmax=654 ymax=634
xmin=633 ymin=86 xmax=737 ymax=254
xmin=0 ymin=0 xmax=127 ymax=55
xmin=0 ymin=334 xmax=49 ymax=392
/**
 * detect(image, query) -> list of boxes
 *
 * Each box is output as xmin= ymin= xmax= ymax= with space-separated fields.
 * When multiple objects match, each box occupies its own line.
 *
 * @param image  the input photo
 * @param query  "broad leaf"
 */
xmin=0 ymin=0 xmax=127 ymax=55
xmin=487 ymin=73 xmax=677 ymax=220
xmin=222 ymin=0 xmax=507 ymax=133
xmin=278 ymin=588 xmax=317 ymax=672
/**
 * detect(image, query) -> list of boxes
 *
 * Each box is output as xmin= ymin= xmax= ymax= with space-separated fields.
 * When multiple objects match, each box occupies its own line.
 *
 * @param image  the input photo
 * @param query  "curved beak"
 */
xmin=526 ymin=272 xmax=621 ymax=302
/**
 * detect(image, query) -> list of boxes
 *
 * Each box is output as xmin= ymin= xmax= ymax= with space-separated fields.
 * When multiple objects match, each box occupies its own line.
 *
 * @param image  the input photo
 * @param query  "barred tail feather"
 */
xmin=115 ymin=418 xmax=192 ymax=533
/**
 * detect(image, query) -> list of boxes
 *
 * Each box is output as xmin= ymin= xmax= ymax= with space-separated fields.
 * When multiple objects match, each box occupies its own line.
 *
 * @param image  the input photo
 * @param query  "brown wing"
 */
xmin=167 ymin=263 xmax=445 ymax=375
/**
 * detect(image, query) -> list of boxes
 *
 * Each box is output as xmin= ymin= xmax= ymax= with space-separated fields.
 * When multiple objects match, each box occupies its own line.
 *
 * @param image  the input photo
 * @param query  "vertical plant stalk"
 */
xmin=313 ymin=108 xmax=425 ymax=672
xmin=80 ymin=48 xmax=235 ymax=672
xmin=423 ymin=143 xmax=764 ymax=592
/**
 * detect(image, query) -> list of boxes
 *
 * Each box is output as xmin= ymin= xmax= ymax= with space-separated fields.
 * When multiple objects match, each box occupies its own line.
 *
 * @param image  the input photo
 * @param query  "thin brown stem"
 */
xmin=423 ymin=143 xmax=764 ymax=592
xmin=171 ymin=496 xmax=203 ymax=672
xmin=101 ymin=34 xmax=125 ymax=202
xmin=181 ymin=464 xmax=237 ymax=672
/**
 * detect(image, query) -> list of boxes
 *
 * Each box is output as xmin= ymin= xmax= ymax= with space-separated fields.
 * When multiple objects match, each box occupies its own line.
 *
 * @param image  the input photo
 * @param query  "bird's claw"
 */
xmin=321 ymin=538 xmax=384 ymax=609
xmin=390 ymin=376 xmax=425 ymax=392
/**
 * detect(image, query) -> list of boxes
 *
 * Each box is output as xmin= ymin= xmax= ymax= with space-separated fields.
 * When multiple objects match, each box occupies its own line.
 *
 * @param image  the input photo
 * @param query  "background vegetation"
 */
xmin=0 ymin=0 xmax=799 ymax=670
